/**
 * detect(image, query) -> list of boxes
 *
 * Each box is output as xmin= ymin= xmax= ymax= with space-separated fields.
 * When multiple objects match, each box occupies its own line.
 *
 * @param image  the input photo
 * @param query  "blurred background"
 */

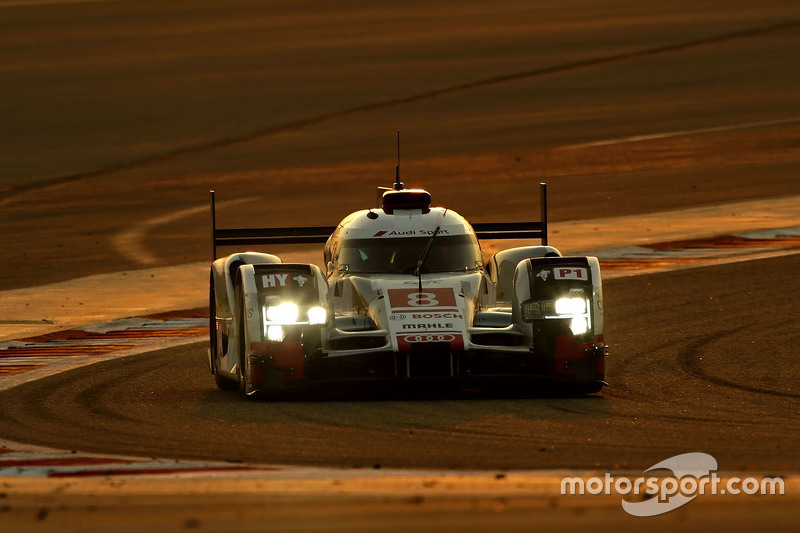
xmin=2 ymin=0 xmax=799 ymax=289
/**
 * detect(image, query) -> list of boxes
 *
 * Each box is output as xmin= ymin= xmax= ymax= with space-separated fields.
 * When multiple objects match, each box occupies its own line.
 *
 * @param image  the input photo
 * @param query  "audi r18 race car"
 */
xmin=207 ymin=180 xmax=607 ymax=398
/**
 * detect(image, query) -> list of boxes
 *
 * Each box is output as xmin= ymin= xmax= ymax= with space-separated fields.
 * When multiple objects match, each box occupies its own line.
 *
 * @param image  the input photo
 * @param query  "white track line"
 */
xmin=0 ymin=0 xmax=124 ymax=6
xmin=1 ymin=193 xmax=791 ymax=342
xmin=113 ymin=197 xmax=257 ymax=266
xmin=601 ymin=248 xmax=800 ymax=280
xmin=561 ymin=116 xmax=800 ymax=149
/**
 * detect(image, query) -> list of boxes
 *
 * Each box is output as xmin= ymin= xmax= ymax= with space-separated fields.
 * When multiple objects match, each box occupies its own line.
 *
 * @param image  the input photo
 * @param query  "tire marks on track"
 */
xmin=595 ymin=226 xmax=800 ymax=277
xmin=3 ymin=227 xmax=799 ymax=384
xmin=677 ymin=324 xmax=800 ymax=400
xmin=4 ymin=18 xmax=798 ymax=204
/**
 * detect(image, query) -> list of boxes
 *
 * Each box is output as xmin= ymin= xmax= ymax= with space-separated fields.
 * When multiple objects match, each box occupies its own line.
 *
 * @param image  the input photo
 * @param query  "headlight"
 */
xmin=569 ymin=317 xmax=589 ymax=336
xmin=267 ymin=325 xmax=285 ymax=342
xmin=307 ymin=306 xmax=327 ymax=325
xmin=555 ymin=297 xmax=587 ymax=315
xmin=521 ymin=301 xmax=552 ymax=321
xmin=521 ymin=297 xmax=591 ymax=336
xmin=263 ymin=301 xmax=328 ymax=339
xmin=266 ymin=302 xmax=299 ymax=324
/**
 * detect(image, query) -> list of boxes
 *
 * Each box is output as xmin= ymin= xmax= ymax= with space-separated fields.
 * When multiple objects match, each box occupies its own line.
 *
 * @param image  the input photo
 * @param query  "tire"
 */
xmin=564 ymin=381 xmax=605 ymax=396
xmin=577 ymin=381 xmax=605 ymax=395
xmin=233 ymin=275 xmax=250 ymax=398
xmin=210 ymin=279 xmax=238 ymax=391
xmin=215 ymin=371 xmax=237 ymax=391
xmin=209 ymin=275 xmax=217 ymax=370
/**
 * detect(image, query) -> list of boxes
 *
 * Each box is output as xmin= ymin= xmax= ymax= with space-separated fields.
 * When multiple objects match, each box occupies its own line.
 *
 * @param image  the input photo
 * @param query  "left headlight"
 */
xmin=267 ymin=325 xmax=285 ymax=342
xmin=266 ymin=302 xmax=299 ymax=324
xmin=263 ymin=302 xmax=327 ymax=327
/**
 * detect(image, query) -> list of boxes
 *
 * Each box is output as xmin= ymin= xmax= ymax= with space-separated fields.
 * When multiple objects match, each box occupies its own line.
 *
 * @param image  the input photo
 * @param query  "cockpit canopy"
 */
xmin=337 ymin=234 xmax=483 ymax=274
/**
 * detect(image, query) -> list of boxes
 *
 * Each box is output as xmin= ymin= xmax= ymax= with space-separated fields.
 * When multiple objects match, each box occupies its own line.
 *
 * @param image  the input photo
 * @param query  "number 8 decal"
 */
xmin=407 ymin=292 xmax=439 ymax=307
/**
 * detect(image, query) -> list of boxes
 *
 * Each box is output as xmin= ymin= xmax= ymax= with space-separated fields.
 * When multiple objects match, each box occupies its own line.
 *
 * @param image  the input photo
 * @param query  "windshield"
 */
xmin=338 ymin=235 xmax=482 ymax=274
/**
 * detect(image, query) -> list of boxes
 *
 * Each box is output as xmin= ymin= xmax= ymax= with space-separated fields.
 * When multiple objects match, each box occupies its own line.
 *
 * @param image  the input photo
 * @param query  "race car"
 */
xmin=207 ymin=180 xmax=607 ymax=398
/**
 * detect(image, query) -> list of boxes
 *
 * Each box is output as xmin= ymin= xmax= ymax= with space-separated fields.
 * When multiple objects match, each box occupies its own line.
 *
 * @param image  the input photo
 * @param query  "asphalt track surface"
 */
xmin=1 ymin=253 xmax=799 ymax=472
xmin=3 ymin=0 xmax=800 ymax=290
xmin=1 ymin=1 xmax=800 ymax=530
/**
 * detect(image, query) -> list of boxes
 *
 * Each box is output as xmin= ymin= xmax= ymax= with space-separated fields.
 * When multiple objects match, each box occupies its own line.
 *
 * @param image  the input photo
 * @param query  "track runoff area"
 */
xmin=0 ymin=195 xmax=799 ymax=529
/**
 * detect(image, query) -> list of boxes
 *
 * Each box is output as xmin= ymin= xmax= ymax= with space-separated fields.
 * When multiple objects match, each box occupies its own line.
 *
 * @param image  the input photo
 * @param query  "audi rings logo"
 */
xmin=400 ymin=333 xmax=456 ymax=343
xmin=390 ymin=314 xmax=406 ymax=320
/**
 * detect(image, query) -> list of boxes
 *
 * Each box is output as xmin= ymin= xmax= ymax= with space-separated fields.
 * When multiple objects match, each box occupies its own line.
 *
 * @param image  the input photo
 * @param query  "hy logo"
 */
xmin=622 ymin=452 xmax=717 ymax=517
xmin=536 ymin=269 xmax=550 ymax=281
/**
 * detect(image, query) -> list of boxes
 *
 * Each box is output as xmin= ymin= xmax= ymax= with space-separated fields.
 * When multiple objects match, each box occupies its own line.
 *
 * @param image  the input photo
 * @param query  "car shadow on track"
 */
xmin=236 ymin=377 xmax=606 ymax=402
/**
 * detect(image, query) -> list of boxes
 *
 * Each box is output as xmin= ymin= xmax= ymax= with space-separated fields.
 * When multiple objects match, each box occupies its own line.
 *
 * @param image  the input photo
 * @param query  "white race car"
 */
xmin=208 ymin=180 xmax=607 ymax=398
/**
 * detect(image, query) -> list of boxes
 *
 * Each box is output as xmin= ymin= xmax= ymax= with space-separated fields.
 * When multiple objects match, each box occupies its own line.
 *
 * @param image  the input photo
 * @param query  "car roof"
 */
xmin=336 ymin=206 xmax=476 ymax=241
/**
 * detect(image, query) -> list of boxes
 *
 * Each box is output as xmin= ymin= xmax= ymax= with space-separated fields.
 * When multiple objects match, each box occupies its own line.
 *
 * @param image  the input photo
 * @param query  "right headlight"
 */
xmin=568 ymin=316 xmax=589 ymax=336
xmin=307 ymin=306 xmax=327 ymax=325
xmin=521 ymin=297 xmax=591 ymax=336
xmin=555 ymin=297 xmax=587 ymax=316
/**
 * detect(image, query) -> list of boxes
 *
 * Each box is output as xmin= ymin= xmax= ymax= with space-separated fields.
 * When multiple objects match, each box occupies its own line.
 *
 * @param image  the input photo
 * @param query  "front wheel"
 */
xmin=233 ymin=276 xmax=253 ymax=398
xmin=215 ymin=371 xmax=237 ymax=391
xmin=562 ymin=380 xmax=606 ymax=396
xmin=210 ymin=279 xmax=237 ymax=391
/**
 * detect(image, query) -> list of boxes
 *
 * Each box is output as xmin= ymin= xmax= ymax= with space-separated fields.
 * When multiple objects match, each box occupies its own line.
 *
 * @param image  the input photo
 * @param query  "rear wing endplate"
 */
xmin=467 ymin=182 xmax=549 ymax=245
xmin=210 ymin=192 xmax=336 ymax=260
xmin=211 ymin=183 xmax=548 ymax=260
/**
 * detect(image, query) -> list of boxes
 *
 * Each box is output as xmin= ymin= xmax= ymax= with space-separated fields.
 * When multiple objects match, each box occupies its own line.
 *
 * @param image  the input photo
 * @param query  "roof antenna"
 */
xmin=393 ymin=130 xmax=404 ymax=190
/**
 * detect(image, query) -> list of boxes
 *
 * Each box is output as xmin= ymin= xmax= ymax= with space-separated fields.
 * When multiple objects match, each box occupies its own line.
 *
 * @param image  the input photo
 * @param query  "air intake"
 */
xmin=382 ymin=189 xmax=431 ymax=214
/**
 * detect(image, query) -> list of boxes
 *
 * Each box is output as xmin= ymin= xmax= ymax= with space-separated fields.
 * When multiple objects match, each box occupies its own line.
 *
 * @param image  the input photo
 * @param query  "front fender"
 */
xmin=490 ymin=245 xmax=562 ymax=303
xmin=235 ymin=263 xmax=332 ymax=395
xmin=512 ymin=256 xmax=606 ymax=383
xmin=211 ymin=252 xmax=282 ymax=321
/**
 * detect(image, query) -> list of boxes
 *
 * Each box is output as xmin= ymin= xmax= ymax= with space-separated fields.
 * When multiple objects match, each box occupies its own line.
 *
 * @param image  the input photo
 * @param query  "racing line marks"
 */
xmin=4 ymin=18 xmax=798 ymax=205
xmin=677 ymin=325 xmax=800 ymax=399
xmin=3 ymin=228 xmax=799 ymax=383
xmin=113 ymin=197 xmax=257 ymax=266
xmin=592 ymin=226 xmax=800 ymax=277
xmin=561 ymin=116 xmax=800 ymax=149
xmin=1 ymin=228 xmax=798 ymax=477
xmin=1 ymin=225 xmax=797 ymax=378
